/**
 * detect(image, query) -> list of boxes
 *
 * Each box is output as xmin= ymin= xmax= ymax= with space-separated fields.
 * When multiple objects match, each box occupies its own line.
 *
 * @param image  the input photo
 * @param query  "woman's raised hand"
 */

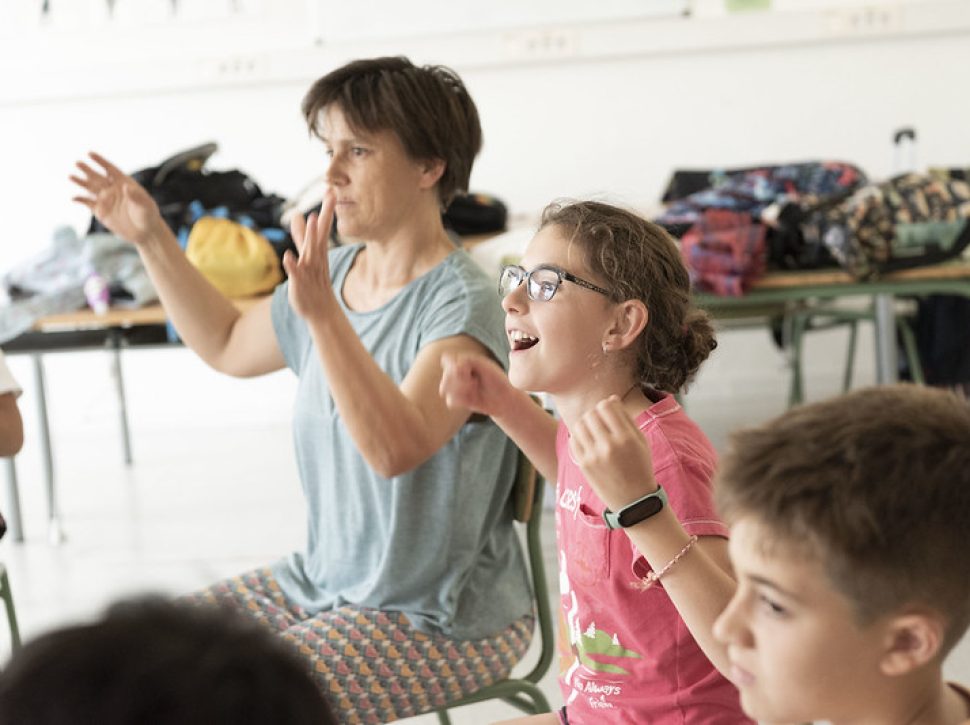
xmin=70 ymin=153 xmax=165 ymax=247
xmin=284 ymin=190 xmax=338 ymax=323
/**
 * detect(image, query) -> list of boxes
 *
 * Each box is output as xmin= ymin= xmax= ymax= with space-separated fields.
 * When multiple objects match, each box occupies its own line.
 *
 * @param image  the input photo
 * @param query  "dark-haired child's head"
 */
xmin=713 ymin=384 xmax=970 ymax=724
xmin=0 ymin=596 xmax=336 ymax=725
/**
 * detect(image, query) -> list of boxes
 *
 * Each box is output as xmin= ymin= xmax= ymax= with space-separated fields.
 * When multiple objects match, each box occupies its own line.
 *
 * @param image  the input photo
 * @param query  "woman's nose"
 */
xmin=325 ymin=156 xmax=346 ymax=186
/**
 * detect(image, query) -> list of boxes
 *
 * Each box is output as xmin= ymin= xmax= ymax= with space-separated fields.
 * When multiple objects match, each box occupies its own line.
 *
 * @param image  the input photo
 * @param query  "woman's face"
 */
xmin=502 ymin=224 xmax=615 ymax=397
xmin=318 ymin=104 xmax=434 ymax=242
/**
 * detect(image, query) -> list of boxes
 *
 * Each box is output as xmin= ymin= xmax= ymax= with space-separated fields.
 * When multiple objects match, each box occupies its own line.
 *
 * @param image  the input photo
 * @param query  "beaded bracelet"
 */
xmin=632 ymin=535 xmax=698 ymax=592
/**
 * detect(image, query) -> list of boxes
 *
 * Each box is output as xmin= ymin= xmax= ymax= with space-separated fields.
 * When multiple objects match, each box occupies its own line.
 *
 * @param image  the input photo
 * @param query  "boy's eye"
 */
xmin=758 ymin=594 xmax=788 ymax=618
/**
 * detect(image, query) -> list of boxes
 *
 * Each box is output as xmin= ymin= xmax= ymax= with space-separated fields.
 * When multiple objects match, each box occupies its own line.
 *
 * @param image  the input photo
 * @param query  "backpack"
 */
xmin=657 ymin=161 xmax=866 ymax=271
xmin=184 ymin=216 xmax=283 ymax=298
xmin=680 ymin=209 xmax=767 ymax=296
xmin=443 ymin=192 xmax=508 ymax=236
xmin=812 ymin=173 xmax=970 ymax=280
xmin=88 ymin=142 xmax=288 ymax=242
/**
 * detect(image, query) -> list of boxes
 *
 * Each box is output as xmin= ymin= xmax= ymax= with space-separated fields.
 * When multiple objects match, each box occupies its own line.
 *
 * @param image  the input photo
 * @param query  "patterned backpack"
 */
xmin=811 ymin=173 xmax=970 ymax=280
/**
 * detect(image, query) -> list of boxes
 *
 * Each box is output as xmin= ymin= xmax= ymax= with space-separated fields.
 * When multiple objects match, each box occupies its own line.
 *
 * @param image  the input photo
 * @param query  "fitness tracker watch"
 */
xmin=602 ymin=485 xmax=668 ymax=529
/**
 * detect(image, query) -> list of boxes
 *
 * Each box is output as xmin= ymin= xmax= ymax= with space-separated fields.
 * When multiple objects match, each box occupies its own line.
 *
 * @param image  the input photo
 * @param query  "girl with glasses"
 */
xmin=440 ymin=200 xmax=751 ymax=724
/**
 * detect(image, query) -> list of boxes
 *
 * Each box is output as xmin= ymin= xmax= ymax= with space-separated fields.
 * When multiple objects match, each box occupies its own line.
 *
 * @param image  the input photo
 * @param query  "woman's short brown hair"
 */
xmin=539 ymin=199 xmax=717 ymax=393
xmin=715 ymin=384 xmax=970 ymax=653
xmin=301 ymin=56 xmax=482 ymax=208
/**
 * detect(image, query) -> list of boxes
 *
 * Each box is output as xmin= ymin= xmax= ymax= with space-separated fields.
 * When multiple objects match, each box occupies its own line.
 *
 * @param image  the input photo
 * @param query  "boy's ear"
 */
xmin=418 ymin=158 xmax=446 ymax=189
xmin=878 ymin=610 xmax=946 ymax=677
xmin=603 ymin=300 xmax=648 ymax=351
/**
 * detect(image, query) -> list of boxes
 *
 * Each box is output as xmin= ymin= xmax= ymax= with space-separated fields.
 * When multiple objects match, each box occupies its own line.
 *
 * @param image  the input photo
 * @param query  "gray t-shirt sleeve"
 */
xmin=270 ymin=279 xmax=305 ymax=374
xmin=415 ymin=252 xmax=510 ymax=371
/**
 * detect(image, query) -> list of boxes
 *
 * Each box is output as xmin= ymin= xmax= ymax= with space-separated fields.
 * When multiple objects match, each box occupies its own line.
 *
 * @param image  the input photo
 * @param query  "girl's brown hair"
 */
xmin=540 ymin=199 xmax=716 ymax=393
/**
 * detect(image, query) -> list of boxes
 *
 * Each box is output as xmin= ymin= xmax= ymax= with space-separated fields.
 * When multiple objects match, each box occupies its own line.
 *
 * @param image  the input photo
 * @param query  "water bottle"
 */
xmin=83 ymin=272 xmax=110 ymax=314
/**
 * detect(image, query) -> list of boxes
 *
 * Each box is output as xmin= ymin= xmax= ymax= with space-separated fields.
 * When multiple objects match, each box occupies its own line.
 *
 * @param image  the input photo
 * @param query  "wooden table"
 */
xmin=694 ymin=260 xmax=970 ymax=385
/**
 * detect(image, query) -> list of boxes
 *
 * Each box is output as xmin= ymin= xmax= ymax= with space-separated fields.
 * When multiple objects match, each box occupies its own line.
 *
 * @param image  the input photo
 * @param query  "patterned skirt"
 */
xmin=184 ymin=566 xmax=534 ymax=725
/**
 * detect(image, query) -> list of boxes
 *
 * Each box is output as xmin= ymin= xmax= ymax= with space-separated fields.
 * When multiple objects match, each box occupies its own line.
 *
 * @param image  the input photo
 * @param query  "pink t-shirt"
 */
xmin=555 ymin=393 xmax=752 ymax=724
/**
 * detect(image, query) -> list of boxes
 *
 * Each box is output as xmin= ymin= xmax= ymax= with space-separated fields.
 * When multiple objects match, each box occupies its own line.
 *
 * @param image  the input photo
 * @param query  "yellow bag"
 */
xmin=185 ymin=217 xmax=283 ymax=297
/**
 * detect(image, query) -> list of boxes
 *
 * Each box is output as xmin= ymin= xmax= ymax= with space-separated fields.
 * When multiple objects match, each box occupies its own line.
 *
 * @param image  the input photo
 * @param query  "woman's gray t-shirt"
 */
xmin=270 ymin=243 xmax=531 ymax=639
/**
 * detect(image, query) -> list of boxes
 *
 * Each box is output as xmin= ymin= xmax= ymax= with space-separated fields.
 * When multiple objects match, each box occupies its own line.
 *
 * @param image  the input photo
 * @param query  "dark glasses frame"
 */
xmin=499 ymin=264 xmax=611 ymax=302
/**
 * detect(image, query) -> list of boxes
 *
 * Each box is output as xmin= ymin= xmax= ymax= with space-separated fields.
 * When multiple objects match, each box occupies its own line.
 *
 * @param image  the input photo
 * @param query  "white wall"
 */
xmin=2 ymin=0 xmax=969 ymax=263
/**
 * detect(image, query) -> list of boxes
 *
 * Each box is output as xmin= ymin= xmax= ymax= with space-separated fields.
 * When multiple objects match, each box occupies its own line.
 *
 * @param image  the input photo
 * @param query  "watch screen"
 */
xmin=618 ymin=495 xmax=664 ymax=527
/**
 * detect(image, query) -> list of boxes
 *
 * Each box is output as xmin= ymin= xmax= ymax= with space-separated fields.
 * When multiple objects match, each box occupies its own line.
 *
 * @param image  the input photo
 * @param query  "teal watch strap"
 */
xmin=603 ymin=485 xmax=668 ymax=529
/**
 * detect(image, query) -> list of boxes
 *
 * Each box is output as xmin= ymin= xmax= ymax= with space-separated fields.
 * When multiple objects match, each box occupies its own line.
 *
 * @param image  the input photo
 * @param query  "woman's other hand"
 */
xmin=284 ymin=191 xmax=338 ymax=323
xmin=70 ymin=152 xmax=165 ymax=247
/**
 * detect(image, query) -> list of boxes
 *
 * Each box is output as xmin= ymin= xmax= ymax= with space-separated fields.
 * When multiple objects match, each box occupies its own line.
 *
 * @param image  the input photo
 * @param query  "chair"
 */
xmin=0 ymin=460 xmax=22 ymax=653
xmin=435 ymin=447 xmax=555 ymax=723
xmin=0 ymin=562 xmax=21 ymax=652
xmin=784 ymin=300 xmax=923 ymax=408
xmin=4 ymin=457 xmax=24 ymax=542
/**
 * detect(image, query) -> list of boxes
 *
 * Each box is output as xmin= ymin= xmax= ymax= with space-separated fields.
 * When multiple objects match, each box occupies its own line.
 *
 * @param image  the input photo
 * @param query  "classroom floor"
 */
xmin=1 ymin=322 xmax=968 ymax=724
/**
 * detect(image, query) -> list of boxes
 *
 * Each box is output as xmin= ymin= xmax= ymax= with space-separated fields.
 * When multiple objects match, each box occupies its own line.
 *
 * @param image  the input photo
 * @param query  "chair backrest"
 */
xmin=509 ymin=447 xmax=554 ymax=686
xmin=0 ymin=563 xmax=21 ymax=651
xmin=433 ymin=444 xmax=555 ymax=723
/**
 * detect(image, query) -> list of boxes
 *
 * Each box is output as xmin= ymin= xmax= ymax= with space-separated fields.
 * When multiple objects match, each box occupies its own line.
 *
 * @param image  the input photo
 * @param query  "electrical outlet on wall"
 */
xmin=503 ymin=27 xmax=580 ymax=62
xmin=828 ymin=4 xmax=903 ymax=36
xmin=208 ymin=54 xmax=262 ymax=81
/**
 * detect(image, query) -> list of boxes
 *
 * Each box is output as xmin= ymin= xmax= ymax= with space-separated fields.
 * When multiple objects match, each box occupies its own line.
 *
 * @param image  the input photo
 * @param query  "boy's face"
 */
xmin=713 ymin=517 xmax=887 ymax=725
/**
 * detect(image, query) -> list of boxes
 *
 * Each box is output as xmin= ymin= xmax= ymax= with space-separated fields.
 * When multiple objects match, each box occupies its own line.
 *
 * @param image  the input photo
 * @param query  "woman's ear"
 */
xmin=418 ymin=158 xmax=446 ymax=190
xmin=878 ymin=610 xmax=946 ymax=677
xmin=603 ymin=300 xmax=648 ymax=352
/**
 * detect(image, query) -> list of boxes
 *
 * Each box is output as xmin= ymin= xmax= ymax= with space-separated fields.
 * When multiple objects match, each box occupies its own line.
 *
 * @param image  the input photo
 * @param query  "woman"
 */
xmin=70 ymin=56 xmax=532 ymax=724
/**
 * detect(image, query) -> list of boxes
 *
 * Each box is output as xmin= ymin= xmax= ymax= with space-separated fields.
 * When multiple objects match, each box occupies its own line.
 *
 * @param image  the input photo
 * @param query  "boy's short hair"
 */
xmin=0 ymin=596 xmax=335 ymax=725
xmin=716 ymin=384 xmax=970 ymax=653
xmin=301 ymin=55 xmax=482 ymax=208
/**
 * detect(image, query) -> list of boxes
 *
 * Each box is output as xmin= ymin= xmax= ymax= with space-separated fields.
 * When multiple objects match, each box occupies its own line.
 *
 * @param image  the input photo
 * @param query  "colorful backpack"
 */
xmin=810 ymin=173 xmax=970 ymax=279
xmin=657 ymin=161 xmax=867 ymax=279
xmin=680 ymin=209 xmax=767 ymax=296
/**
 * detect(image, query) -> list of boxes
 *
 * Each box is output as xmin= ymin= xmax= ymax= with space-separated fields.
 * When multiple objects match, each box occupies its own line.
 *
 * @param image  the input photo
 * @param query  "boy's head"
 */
xmin=713 ymin=384 xmax=970 ymax=724
xmin=537 ymin=200 xmax=717 ymax=393
xmin=301 ymin=55 xmax=482 ymax=208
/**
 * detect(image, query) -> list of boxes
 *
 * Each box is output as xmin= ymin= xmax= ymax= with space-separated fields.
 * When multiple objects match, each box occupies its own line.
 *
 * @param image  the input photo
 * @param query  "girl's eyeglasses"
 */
xmin=498 ymin=264 xmax=611 ymax=302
